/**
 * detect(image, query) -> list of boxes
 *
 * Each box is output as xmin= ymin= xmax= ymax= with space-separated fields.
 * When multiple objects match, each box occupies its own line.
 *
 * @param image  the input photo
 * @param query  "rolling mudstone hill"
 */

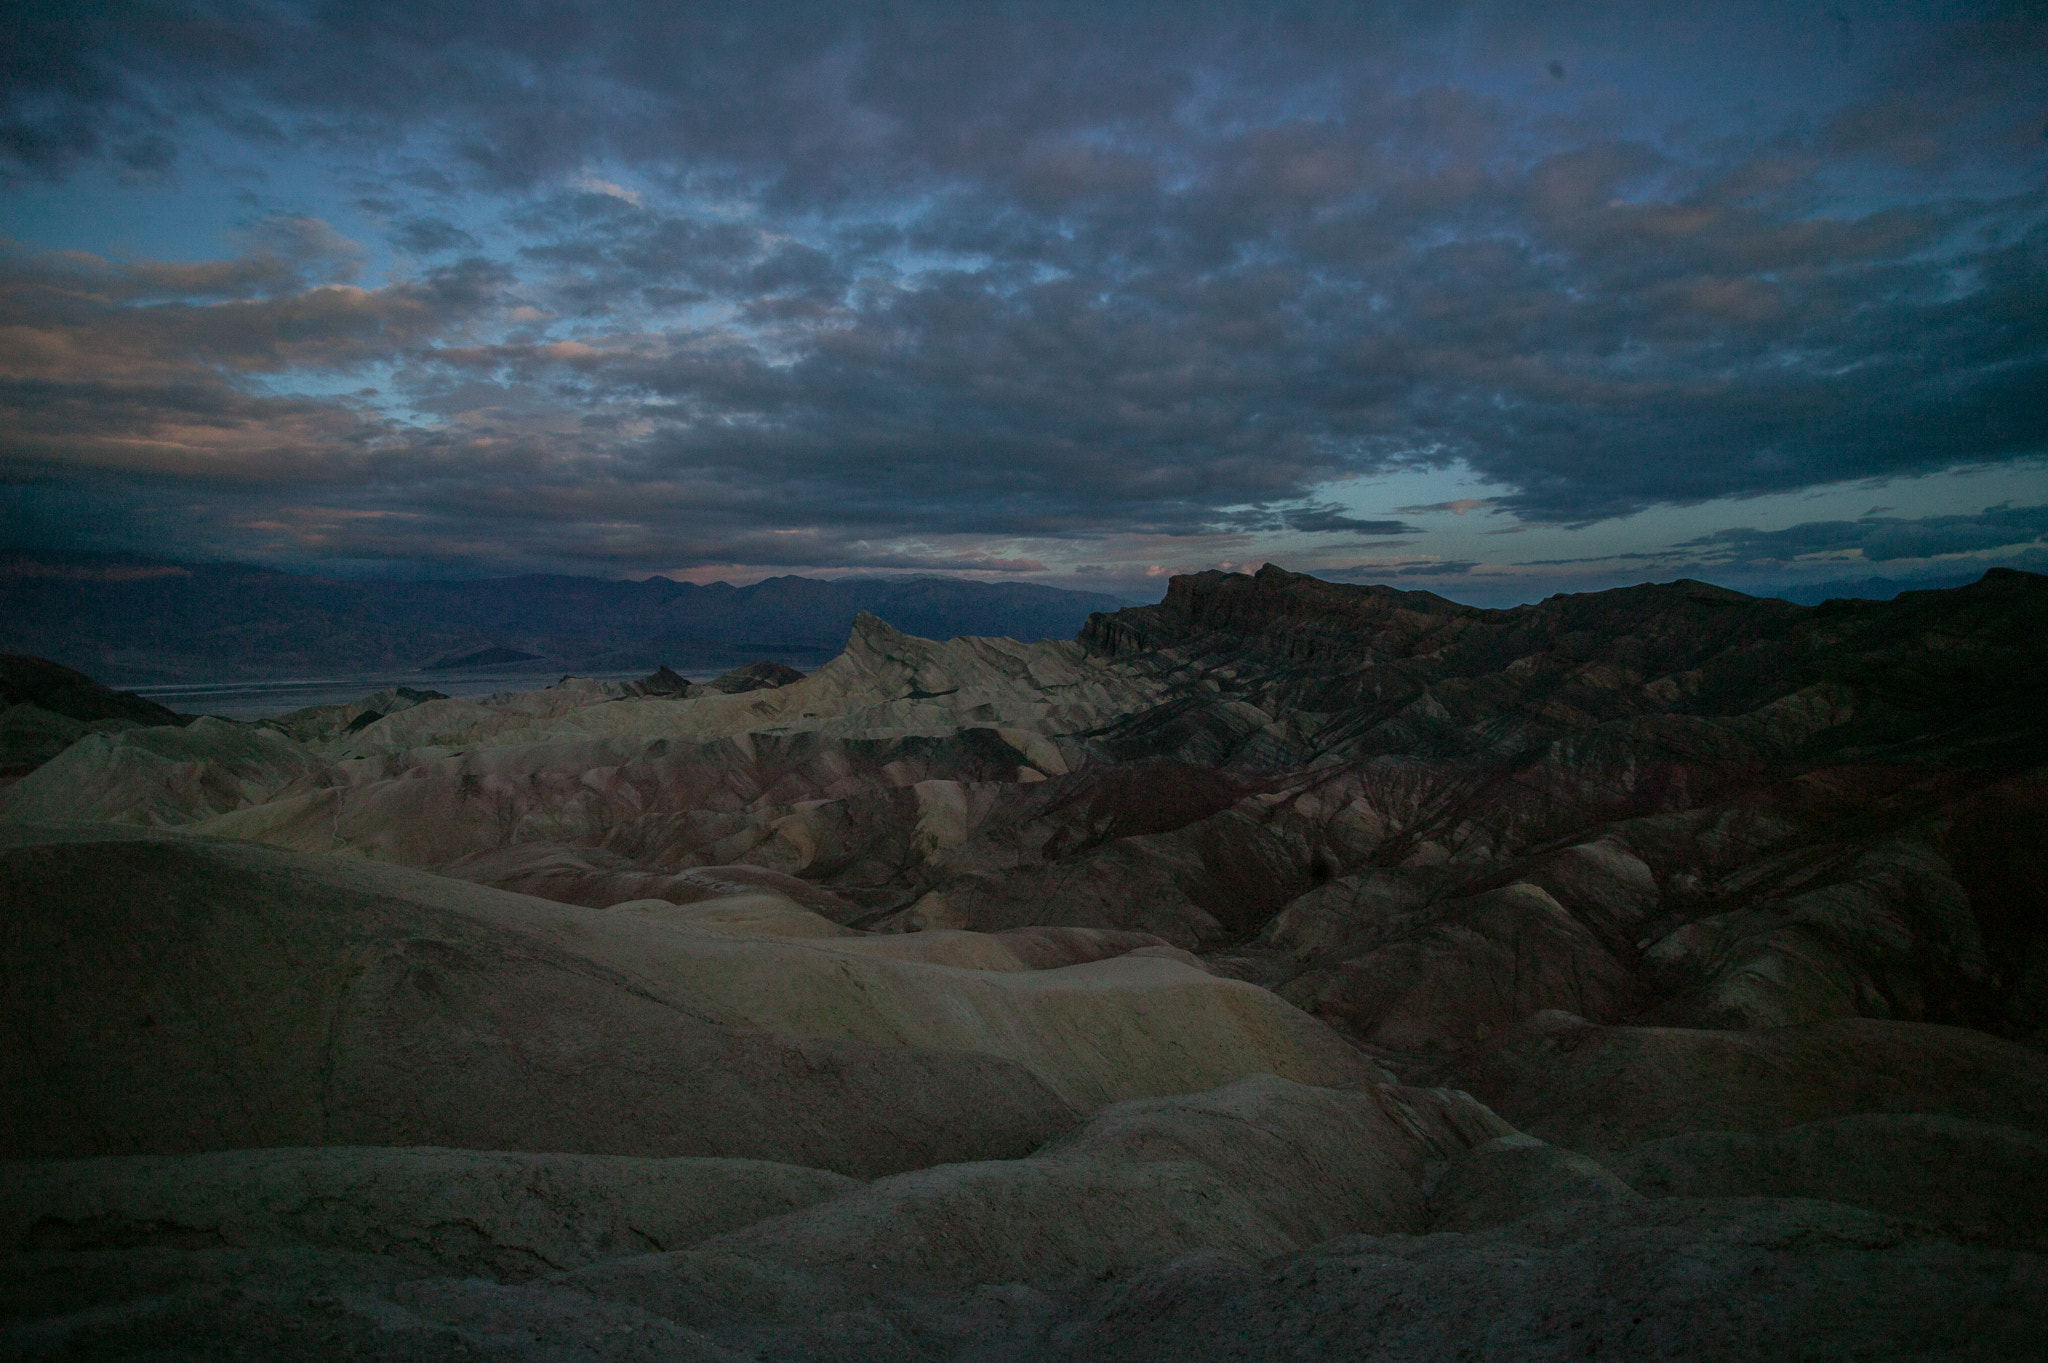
xmin=4 ymin=564 xmax=2047 ymax=1359
xmin=0 ymin=654 xmax=184 ymax=783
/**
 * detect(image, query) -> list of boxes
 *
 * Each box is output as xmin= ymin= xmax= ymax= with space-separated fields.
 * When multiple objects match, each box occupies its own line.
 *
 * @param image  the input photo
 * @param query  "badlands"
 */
xmin=4 ymin=564 xmax=2048 ymax=1359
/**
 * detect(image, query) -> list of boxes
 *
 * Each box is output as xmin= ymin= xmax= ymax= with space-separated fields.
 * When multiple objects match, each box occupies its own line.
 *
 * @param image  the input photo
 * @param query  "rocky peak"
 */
xmin=838 ymin=610 xmax=930 ymax=689
xmin=1084 ymin=565 xmax=1483 ymax=666
xmin=705 ymin=660 xmax=807 ymax=694
xmin=625 ymin=665 xmax=694 ymax=696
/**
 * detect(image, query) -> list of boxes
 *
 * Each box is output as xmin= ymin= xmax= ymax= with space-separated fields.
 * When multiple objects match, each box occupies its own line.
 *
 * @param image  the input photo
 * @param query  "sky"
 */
xmin=2 ymin=0 xmax=2045 ymax=605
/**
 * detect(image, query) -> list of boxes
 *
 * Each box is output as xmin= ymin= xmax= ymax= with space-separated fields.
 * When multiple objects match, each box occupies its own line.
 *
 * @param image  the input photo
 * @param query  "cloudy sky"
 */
xmin=2 ymin=1 xmax=2044 ymax=603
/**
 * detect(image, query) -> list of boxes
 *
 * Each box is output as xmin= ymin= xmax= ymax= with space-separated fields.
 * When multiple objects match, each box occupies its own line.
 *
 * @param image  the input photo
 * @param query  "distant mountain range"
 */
xmin=1754 ymin=569 xmax=1996 ymax=605
xmin=0 ymin=552 xmax=1138 ymax=683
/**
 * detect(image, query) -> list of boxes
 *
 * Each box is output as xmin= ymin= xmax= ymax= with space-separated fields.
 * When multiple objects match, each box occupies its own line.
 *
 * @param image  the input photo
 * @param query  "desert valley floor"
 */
xmin=4 ymin=565 xmax=2048 ymax=1359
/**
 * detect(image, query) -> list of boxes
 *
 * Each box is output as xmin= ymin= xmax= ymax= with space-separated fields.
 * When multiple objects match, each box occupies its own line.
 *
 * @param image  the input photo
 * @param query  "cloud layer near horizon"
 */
xmin=2 ymin=1 xmax=2045 ymax=595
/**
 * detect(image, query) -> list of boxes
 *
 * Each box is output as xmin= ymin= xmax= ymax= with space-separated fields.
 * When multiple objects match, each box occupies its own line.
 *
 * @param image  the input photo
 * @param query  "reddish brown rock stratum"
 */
xmin=4 ymin=567 xmax=2046 ymax=1359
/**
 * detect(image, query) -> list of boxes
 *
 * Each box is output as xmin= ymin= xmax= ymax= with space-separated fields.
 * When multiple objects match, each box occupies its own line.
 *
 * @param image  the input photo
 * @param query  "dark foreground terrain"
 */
xmin=4 ymin=566 xmax=2046 ymax=1359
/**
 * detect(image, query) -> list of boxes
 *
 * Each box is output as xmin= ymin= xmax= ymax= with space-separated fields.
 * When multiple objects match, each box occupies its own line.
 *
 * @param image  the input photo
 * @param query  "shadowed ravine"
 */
xmin=4 ymin=566 xmax=2047 ymax=1359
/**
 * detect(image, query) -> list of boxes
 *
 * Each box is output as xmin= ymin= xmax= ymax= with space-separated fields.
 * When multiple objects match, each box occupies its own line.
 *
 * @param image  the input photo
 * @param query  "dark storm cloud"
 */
xmin=4 ymin=2 xmax=2046 ymax=574
xmin=390 ymin=216 xmax=480 ymax=256
xmin=1676 ymin=503 xmax=2048 ymax=566
xmin=1284 ymin=506 xmax=1418 ymax=536
xmin=1397 ymin=500 xmax=1495 ymax=516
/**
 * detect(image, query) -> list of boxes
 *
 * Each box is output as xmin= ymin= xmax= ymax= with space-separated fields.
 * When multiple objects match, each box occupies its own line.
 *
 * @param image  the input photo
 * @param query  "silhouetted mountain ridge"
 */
xmin=0 ymin=554 xmax=1134 ymax=683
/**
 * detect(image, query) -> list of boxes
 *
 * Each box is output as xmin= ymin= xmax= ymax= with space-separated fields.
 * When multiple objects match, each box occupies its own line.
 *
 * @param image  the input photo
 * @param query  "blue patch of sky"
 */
xmin=1284 ymin=457 xmax=2048 ymax=594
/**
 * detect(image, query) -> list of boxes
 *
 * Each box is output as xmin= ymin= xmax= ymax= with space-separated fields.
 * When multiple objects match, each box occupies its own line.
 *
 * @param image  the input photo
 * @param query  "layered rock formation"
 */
xmin=5 ymin=567 xmax=2046 ymax=1358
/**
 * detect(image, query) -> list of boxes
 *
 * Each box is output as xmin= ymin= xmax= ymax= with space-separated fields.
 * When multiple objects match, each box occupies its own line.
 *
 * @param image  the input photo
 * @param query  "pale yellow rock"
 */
xmin=13 ymin=820 xmax=1369 ymax=1118
xmin=472 ymin=893 xmax=1379 ymax=1110
xmin=333 ymin=614 xmax=1164 ymax=759
xmin=12 ymin=620 xmax=1163 ymax=871
xmin=0 ymin=718 xmax=323 ymax=826
xmin=911 ymin=779 xmax=1004 ymax=859
xmin=822 ymin=929 xmax=1037 ymax=971
xmin=0 ymin=824 xmax=1076 ymax=1176
xmin=604 ymin=894 xmax=859 ymax=940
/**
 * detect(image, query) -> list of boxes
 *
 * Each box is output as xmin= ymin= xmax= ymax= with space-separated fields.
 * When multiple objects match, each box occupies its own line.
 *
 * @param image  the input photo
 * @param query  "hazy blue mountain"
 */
xmin=1758 ymin=570 xmax=1990 ymax=605
xmin=0 ymin=553 xmax=1138 ymax=683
